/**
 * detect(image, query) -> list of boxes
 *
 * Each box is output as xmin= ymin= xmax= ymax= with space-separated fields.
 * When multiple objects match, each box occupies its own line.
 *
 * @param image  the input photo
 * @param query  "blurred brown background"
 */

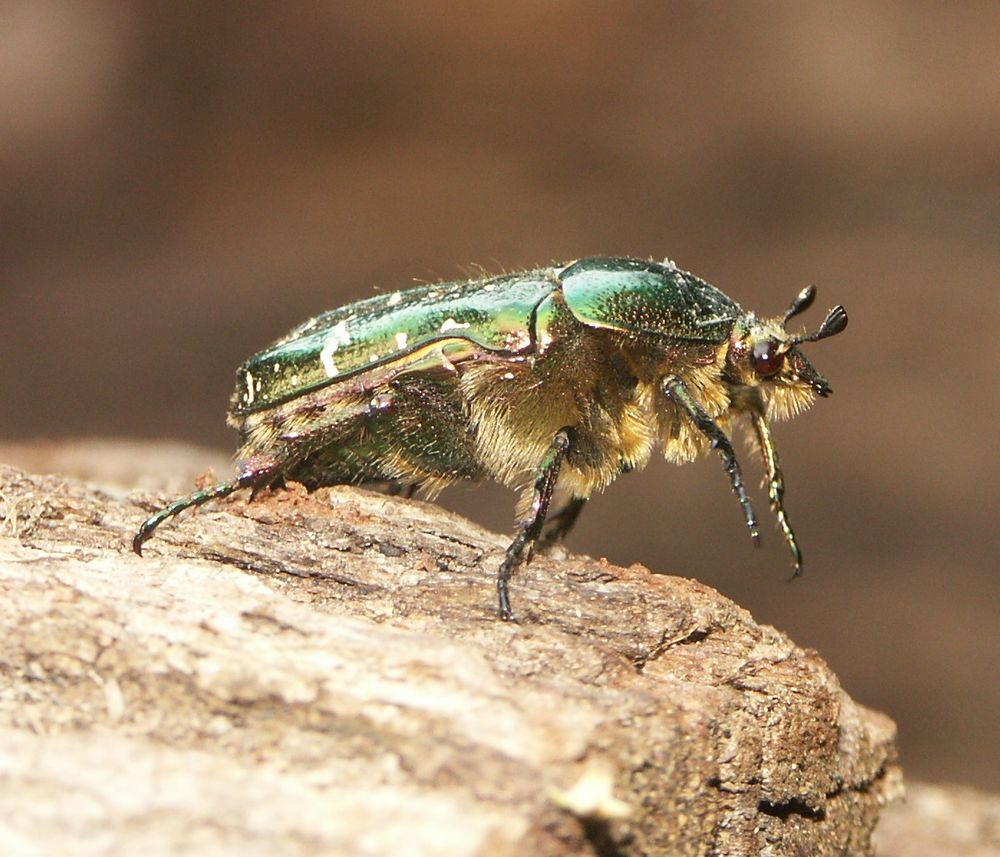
xmin=2 ymin=3 xmax=998 ymax=789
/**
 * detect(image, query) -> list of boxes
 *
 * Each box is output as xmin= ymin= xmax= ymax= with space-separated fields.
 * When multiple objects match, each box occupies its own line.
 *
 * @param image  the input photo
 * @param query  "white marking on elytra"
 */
xmin=320 ymin=342 xmax=337 ymax=376
xmin=504 ymin=330 xmax=531 ymax=351
xmin=395 ymin=331 xmax=408 ymax=349
xmin=439 ymin=317 xmax=470 ymax=333
xmin=245 ymin=371 xmax=255 ymax=405
xmin=695 ymin=316 xmax=729 ymax=328
xmin=502 ymin=371 xmax=514 ymax=380
xmin=370 ymin=353 xmax=379 ymax=362
xmin=388 ymin=292 xmax=402 ymax=306
xmin=320 ymin=319 xmax=352 ymax=376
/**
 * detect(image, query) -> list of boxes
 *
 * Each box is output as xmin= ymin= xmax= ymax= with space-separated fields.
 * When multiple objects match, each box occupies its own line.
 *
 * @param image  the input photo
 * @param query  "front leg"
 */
xmin=751 ymin=411 xmax=802 ymax=574
xmin=497 ymin=428 xmax=573 ymax=621
xmin=662 ymin=376 xmax=760 ymax=546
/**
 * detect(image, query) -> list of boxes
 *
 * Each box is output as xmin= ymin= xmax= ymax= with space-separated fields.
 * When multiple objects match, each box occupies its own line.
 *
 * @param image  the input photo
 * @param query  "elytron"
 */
xmin=134 ymin=256 xmax=847 ymax=619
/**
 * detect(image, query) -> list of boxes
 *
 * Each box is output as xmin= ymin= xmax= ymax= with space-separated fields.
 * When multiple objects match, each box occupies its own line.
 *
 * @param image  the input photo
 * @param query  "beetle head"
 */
xmin=728 ymin=286 xmax=848 ymax=418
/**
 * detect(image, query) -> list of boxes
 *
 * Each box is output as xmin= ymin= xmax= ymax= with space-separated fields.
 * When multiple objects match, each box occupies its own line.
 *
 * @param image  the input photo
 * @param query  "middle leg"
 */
xmin=496 ymin=427 xmax=574 ymax=620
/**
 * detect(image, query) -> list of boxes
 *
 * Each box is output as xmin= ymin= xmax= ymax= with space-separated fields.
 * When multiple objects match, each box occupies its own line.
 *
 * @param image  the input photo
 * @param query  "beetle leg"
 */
xmin=662 ymin=376 xmax=760 ymax=546
xmin=132 ymin=456 xmax=282 ymax=555
xmin=751 ymin=412 xmax=802 ymax=575
xmin=497 ymin=428 xmax=573 ymax=621
xmin=539 ymin=496 xmax=587 ymax=546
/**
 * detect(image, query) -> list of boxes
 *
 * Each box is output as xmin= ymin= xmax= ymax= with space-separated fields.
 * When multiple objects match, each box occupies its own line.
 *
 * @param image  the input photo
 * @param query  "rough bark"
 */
xmin=0 ymin=445 xmax=901 ymax=856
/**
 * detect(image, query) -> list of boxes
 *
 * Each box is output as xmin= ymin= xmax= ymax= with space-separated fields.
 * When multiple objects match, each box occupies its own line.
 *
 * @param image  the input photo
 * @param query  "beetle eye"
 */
xmin=751 ymin=340 xmax=783 ymax=376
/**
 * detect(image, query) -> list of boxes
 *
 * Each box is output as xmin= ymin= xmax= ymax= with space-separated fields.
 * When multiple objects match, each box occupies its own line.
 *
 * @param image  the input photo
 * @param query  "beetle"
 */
xmin=133 ymin=256 xmax=847 ymax=620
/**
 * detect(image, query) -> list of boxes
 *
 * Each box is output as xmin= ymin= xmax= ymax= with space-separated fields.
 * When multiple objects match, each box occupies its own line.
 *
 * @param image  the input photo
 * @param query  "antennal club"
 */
xmin=783 ymin=285 xmax=816 ymax=324
xmin=793 ymin=305 xmax=848 ymax=345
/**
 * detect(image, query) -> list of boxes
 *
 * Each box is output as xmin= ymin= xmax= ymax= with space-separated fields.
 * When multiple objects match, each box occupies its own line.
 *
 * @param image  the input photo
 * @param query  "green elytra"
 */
xmin=135 ymin=256 xmax=847 ymax=620
xmin=232 ymin=258 xmax=740 ymax=416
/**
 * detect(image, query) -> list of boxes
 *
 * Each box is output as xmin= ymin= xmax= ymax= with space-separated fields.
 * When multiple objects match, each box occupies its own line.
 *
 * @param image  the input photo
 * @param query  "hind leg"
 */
xmin=132 ymin=453 xmax=284 ymax=555
xmin=133 ymin=391 xmax=387 ymax=552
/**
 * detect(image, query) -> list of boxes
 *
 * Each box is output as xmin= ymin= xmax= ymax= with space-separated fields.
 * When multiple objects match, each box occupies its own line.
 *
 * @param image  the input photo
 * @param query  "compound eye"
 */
xmin=751 ymin=340 xmax=783 ymax=377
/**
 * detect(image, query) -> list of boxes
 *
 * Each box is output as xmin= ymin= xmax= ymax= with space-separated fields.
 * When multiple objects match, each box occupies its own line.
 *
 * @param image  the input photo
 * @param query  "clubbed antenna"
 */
xmin=792 ymin=304 xmax=848 ymax=345
xmin=783 ymin=285 xmax=817 ymax=324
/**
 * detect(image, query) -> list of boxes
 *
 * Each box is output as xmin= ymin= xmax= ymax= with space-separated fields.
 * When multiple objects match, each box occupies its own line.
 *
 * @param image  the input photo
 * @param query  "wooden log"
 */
xmin=0 ymin=448 xmax=901 ymax=856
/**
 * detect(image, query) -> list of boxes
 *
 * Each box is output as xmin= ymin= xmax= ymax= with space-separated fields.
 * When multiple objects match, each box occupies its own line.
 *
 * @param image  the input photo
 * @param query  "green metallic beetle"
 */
xmin=134 ymin=256 xmax=847 ymax=619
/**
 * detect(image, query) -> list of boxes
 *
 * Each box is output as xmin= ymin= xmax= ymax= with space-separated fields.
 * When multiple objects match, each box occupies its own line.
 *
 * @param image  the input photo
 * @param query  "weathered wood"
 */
xmin=0 ymin=448 xmax=900 ymax=856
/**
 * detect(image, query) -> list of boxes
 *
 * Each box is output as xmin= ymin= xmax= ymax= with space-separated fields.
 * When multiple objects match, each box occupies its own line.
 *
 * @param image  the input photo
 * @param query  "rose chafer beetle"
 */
xmin=134 ymin=256 xmax=847 ymax=620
